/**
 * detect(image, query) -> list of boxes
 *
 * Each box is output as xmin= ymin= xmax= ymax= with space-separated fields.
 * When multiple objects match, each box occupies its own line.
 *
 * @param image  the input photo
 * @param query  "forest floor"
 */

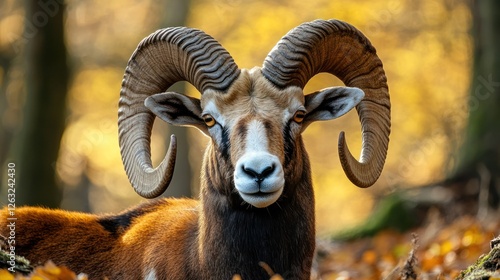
xmin=314 ymin=213 xmax=500 ymax=280
xmin=1 ymin=213 xmax=499 ymax=279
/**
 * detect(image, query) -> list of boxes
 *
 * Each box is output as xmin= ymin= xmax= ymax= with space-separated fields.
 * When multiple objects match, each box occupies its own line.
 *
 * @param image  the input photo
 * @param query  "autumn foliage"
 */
xmin=0 ymin=261 xmax=87 ymax=280
xmin=318 ymin=215 xmax=499 ymax=279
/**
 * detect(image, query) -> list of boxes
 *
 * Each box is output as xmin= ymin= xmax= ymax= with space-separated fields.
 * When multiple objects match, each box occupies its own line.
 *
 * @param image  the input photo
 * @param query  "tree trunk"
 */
xmin=14 ymin=0 xmax=69 ymax=207
xmin=453 ymin=0 xmax=500 ymax=209
xmin=0 ymin=53 xmax=13 ymax=170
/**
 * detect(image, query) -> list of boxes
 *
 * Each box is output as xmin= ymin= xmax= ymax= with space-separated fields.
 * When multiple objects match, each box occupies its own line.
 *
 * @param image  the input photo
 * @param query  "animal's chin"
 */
xmin=238 ymin=187 xmax=283 ymax=208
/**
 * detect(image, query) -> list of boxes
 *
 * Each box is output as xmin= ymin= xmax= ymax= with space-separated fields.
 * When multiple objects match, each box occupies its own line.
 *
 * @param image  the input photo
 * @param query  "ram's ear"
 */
xmin=145 ymin=92 xmax=207 ymax=134
xmin=303 ymin=86 xmax=364 ymax=127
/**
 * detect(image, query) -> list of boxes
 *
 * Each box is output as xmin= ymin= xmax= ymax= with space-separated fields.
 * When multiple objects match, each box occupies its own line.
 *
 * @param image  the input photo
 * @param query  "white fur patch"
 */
xmin=145 ymin=269 xmax=157 ymax=280
xmin=245 ymin=120 xmax=268 ymax=153
xmin=234 ymin=119 xmax=284 ymax=208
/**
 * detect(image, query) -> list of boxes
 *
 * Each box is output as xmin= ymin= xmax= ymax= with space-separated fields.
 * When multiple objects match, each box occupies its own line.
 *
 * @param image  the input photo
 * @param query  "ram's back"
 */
xmin=0 ymin=198 xmax=200 ymax=279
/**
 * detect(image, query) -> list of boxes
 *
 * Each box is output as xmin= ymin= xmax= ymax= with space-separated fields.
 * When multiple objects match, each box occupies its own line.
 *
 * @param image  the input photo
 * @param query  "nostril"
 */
xmin=261 ymin=165 xmax=275 ymax=178
xmin=242 ymin=166 xmax=259 ymax=178
xmin=242 ymin=164 xmax=275 ymax=183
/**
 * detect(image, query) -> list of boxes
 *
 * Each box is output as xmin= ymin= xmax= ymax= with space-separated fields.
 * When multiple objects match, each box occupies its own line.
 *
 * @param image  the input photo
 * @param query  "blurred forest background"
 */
xmin=0 ymin=0 xmax=497 ymax=236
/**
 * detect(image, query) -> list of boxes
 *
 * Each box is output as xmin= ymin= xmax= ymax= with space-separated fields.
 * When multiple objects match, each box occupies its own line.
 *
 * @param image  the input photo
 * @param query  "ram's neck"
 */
xmin=197 ymin=141 xmax=316 ymax=280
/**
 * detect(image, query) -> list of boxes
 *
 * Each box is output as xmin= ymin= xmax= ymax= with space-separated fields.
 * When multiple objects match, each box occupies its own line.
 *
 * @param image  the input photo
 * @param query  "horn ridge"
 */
xmin=262 ymin=19 xmax=379 ymax=89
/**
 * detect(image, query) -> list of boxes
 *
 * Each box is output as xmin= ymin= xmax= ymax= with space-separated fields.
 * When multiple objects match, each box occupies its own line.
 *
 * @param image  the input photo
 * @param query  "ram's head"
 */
xmin=118 ymin=20 xmax=390 ymax=208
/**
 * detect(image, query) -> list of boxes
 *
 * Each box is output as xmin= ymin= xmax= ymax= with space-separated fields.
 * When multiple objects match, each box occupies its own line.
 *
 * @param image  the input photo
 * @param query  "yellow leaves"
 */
xmin=418 ymin=219 xmax=492 ymax=276
xmin=66 ymin=0 xmax=158 ymax=61
xmin=201 ymin=3 xmax=306 ymax=69
xmin=462 ymin=227 xmax=485 ymax=247
xmin=362 ymin=250 xmax=378 ymax=265
xmin=1 ymin=261 xmax=87 ymax=280
xmin=0 ymin=6 xmax=24 ymax=51
xmin=0 ymin=270 xmax=15 ymax=280
xmin=258 ymin=262 xmax=285 ymax=280
xmin=231 ymin=262 xmax=287 ymax=280
xmin=320 ymin=216 xmax=499 ymax=279
xmin=421 ymin=1 xmax=448 ymax=26
xmin=232 ymin=274 xmax=283 ymax=280
xmin=68 ymin=67 xmax=124 ymax=115
xmin=490 ymin=271 xmax=500 ymax=280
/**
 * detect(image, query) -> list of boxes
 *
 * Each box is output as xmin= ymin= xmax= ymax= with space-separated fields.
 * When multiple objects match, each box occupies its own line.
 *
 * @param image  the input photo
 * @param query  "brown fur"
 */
xmin=1 ymin=199 xmax=200 ymax=279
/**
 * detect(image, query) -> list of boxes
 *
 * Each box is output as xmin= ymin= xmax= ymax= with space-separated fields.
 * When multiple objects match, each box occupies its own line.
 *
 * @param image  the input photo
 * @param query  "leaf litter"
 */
xmin=1 ymin=214 xmax=499 ymax=279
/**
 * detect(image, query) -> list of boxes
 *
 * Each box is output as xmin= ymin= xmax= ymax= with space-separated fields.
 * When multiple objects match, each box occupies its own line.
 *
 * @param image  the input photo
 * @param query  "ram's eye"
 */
xmin=202 ymin=114 xmax=216 ymax=127
xmin=293 ymin=110 xmax=306 ymax=124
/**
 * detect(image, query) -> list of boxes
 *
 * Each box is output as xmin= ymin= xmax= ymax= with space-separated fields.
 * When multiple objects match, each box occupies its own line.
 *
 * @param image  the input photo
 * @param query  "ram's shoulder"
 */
xmin=97 ymin=198 xmax=199 ymax=236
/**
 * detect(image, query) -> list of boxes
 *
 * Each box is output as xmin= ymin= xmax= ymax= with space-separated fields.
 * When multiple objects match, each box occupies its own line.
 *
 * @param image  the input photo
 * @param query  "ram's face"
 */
xmin=198 ymin=69 xmax=305 ymax=208
xmin=146 ymin=68 xmax=364 ymax=208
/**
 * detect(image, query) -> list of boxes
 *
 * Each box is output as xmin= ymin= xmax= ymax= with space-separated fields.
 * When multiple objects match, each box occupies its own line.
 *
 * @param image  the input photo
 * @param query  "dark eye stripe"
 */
xmin=263 ymin=119 xmax=273 ymax=132
xmin=235 ymin=120 xmax=248 ymax=140
xmin=283 ymin=120 xmax=295 ymax=165
xmin=219 ymin=126 xmax=231 ymax=161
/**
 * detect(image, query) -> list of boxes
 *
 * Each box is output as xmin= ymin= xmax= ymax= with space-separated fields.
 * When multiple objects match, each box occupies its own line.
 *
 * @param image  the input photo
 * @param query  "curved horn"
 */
xmin=119 ymin=27 xmax=240 ymax=198
xmin=262 ymin=19 xmax=390 ymax=188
